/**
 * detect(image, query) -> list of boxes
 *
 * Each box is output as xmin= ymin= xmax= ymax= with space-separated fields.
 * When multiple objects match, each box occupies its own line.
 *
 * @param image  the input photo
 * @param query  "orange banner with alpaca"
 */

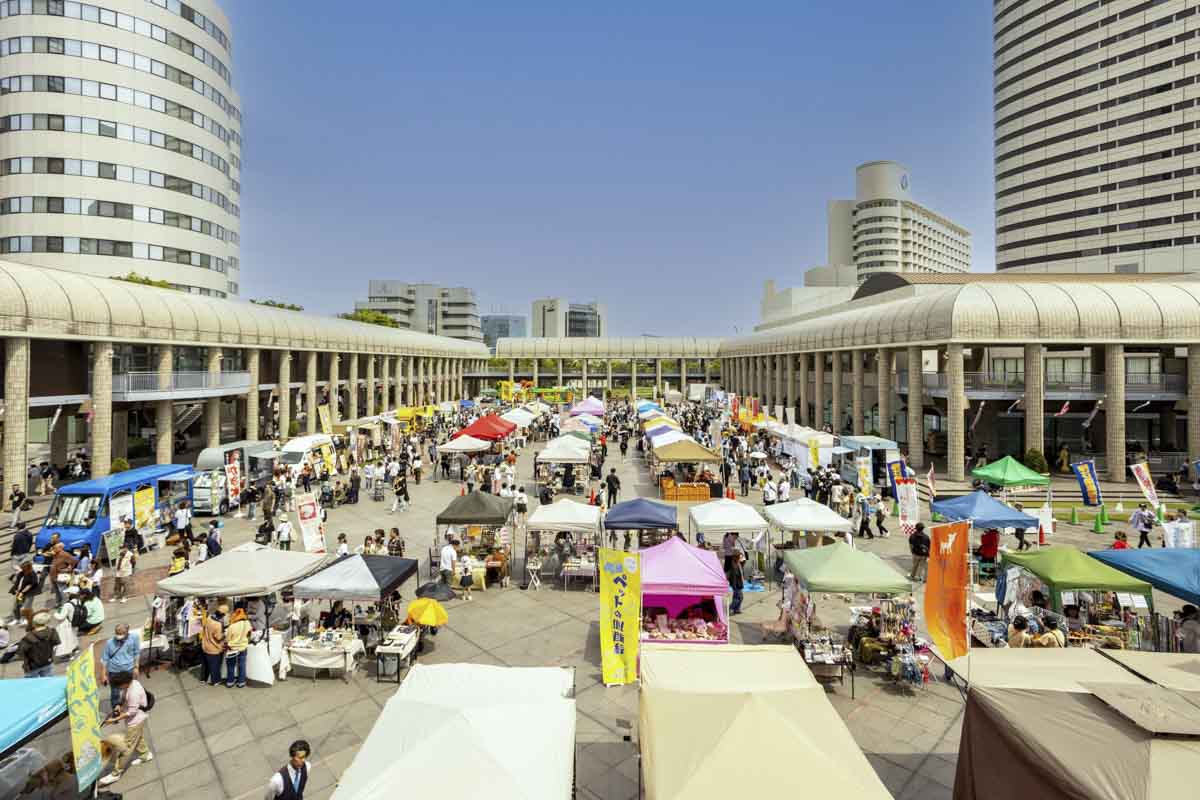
xmin=924 ymin=519 xmax=970 ymax=661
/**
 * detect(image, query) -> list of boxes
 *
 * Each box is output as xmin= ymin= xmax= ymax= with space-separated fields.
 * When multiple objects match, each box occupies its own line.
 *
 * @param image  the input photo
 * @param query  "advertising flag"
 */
xmin=925 ymin=519 xmax=970 ymax=661
xmin=730 ymin=394 xmax=739 ymax=421
xmin=886 ymin=459 xmax=907 ymax=497
xmin=598 ymin=548 xmax=641 ymax=686
xmin=897 ymin=476 xmax=920 ymax=537
xmin=856 ymin=455 xmax=873 ymax=496
xmin=134 ymin=486 xmax=156 ymax=532
xmin=809 ymin=439 xmax=820 ymax=470
xmin=1163 ymin=519 xmax=1196 ymax=548
xmin=66 ymin=651 xmax=103 ymax=790
xmin=1070 ymin=460 xmax=1103 ymax=507
xmin=1129 ymin=462 xmax=1159 ymax=508
xmin=317 ymin=404 xmax=333 ymax=435
xmin=1054 ymin=400 xmax=1070 ymax=417
xmin=224 ymin=461 xmax=241 ymax=507
xmin=926 ymin=463 xmax=937 ymax=499
xmin=295 ymin=492 xmax=326 ymax=554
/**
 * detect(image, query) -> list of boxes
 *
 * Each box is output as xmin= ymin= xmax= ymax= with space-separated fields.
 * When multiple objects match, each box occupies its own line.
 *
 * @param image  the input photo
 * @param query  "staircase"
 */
xmin=175 ymin=402 xmax=203 ymax=435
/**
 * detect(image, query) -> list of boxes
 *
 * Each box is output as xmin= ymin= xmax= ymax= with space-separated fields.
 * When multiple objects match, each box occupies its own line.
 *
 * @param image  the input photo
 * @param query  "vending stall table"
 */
xmin=524 ymin=499 xmax=603 ymax=590
xmin=432 ymin=491 xmax=515 ymax=589
xmin=639 ymin=536 xmax=730 ymax=644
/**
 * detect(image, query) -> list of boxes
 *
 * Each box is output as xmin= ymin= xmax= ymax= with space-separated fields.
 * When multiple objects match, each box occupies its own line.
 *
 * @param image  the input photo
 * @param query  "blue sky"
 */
xmin=226 ymin=1 xmax=993 ymax=335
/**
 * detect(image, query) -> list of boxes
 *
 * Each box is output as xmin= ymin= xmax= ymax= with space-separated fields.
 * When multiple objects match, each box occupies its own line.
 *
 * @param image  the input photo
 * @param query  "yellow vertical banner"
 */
xmin=810 ymin=439 xmax=820 ymax=469
xmin=133 ymin=486 xmax=156 ymax=532
xmin=66 ymin=651 xmax=103 ymax=790
xmin=598 ymin=548 xmax=641 ymax=686
xmin=318 ymin=404 xmax=333 ymax=435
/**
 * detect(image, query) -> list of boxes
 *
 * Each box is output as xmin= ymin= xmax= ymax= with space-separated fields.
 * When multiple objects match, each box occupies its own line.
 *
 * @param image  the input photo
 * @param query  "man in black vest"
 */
xmin=265 ymin=740 xmax=311 ymax=800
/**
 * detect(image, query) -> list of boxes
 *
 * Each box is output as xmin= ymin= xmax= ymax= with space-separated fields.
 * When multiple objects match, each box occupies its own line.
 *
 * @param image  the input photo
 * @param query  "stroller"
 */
xmin=371 ymin=481 xmax=386 ymax=502
xmin=254 ymin=520 xmax=273 ymax=546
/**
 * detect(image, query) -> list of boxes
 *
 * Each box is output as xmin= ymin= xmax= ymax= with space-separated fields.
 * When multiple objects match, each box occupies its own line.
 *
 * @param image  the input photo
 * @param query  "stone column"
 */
xmin=831 ymin=351 xmax=843 ymax=434
xmin=3 ymin=338 xmax=29 ymax=487
xmin=813 ymin=352 xmax=825 ymax=429
xmin=774 ymin=355 xmax=784 ymax=414
xmin=947 ymin=344 xmax=965 ymax=482
xmin=1189 ymin=345 xmax=1200 ymax=464
xmin=347 ymin=354 xmax=359 ymax=420
xmin=111 ymin=409 xmax=127 ymax=460
xmin=631 ymin=360 xmax=638 ymax=398
xmin=328 ymin=354 xmax=340 ymax=425
xmin=1106 ymin=344 xmax=1126 ymax=482
xmin=91 ymin=341 xmax=113 ymax=477
xmin=155 ymin=345 xmax=174 ymax=463
xmin=556 ymin=359 xmax=563 ymax=389
xmin=1024 ymin=343 xmax=1044 ymax=458
xmin=407 ymin=356 xmax=415 ymax=406
xmin=877 ymin=348 xmax=892 ymax=439
xmin=380 ymin=355 xmax=391 ymax=413
xmin=907 ymin=346 xmax=923 ymax=469
xmin=679 ymin=358 xmax=687 ymax=392
xmin=305 ymin=351 xmax=318 ymax=434
xmin=509 ymin=358 xmax=516 ymax=385
xmin=785 ymin=355 xmax=796 ymax=421
xmin=278 ymin=353 xmax=291 ymax=439
xmin=532 ymin=358 xmax=540 ymax=389
xmin=760 ymin=356 xmax=771 ymax=411
xmin=205 ymin=347 xmax=222 ymax=447
xmin=798 ymin=354 xmax=810 ymax=426
xmin=703 ymin=359 xmax=712 ymax=386
xmin=606 ymin=360 xmax=613 ymax=393
xmin=245 ymin=349 xmax=260 ymax=441
xmin=851 ymin=350 xmax=864 ymax=436
xmin=365 ymin=355 xmax=376 ymax=416
xmin=582 ymin=359 xmax=589 ymax=395
xmin=655 ymin=359 xmax=664 ymax=399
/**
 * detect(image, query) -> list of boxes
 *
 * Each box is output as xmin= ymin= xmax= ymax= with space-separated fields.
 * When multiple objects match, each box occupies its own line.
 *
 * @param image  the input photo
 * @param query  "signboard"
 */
xmin=598 ymin=548 xmax=641 ymax=686
xmin=1071 ymin=460 xmax=1103 ymax=507
xmin=317 ymin=404 xmax=333 ymax=435
xmin=319 ymin=444 xmax=336 ymax=476
xmin=66 ymin=651 xmax=103 ymax=790
xmin=108 ymin=491 xmax=133 ymax=534
xmin=1162 ymin=519 xmax=1196 ymax=549
xmin=295 ymin=492 xmax=325 ymax=554
xmin=134 ymin=486 xmax=156 ymax=532
xmin=855 ymin=455 xmax=873 ymax=496
xmin=1129 ymin=462 xmax=1159 ymax=508
xmin=102 ymin=530 xmax=123 ymax=563
xmin=925 ymin=519 xmax=970 ymax=662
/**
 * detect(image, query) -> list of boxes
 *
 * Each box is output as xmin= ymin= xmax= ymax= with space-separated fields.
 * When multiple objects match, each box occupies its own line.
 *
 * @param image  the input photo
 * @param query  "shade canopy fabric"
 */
xmin=782 ymin=542 xmax=910 ymax=595
xmin=1088 ymin=548 xmax=1200 ymax=604
xmin=435 ymin=491 xmax=514 ymax=526
xmin=526 ymin=499 xmax=602 ymax=535
xmin=764 ymin=498 xmax=854 ymax=532
xmin=157 ymin=549 xmax=328 ymax=597
xmin=1102 ymin=651 xmax=1200 ymax=693
xmin=649 ymin=430 xmax=689 ymax=449
xmin=644 ymin=424 xmax=674 ymax=438
xmin=438 ymin=434 xmax=492 ymax=453
xmin=642 ymin=416 xmax=679 ymax=429
xmin=562 ymin=430 xmax=592 ymax=442
xmin=604 ymin=498 xmax=678 ymax=530
xmin=687 ymin=498 xmax=768 ymax=535
xmin=0 ymin=676 xmax=66 ymax=757
xmin=569 ymin=396 xmax=605 ymax=417
xmin=561 ymin=418 xmax=592 ymax=434
xmin=331 ymin=663 xmax=576 ymax=800
xmin=640 ymin=645 xmax=892 ymax=800
xmin=524 ymin=400 xmax=552 ymax=414
xmin=500 ymin=408 xmax=536 ymax=428
xmin=293 ymin=554 xmax=418 ymax=602
xmin=970 ymin=455 xmax=1050 ymax=486
xmin=944 ymin=647 xmax=1149 ymax=693
xmin=653 ymin=439 xmax=721 ymax=463
xmin=575 ymin=413 xmax=604 ymax=427
xmin=640 ymin=536 xmax=728 ymax=597
xmin=454 ymin=414 xmax=517 ymax=441
xmin=1001 ymin=548 xmax=1153 ymax=609
xmin=538 ymin=436 xmax=592 ymax=464
xmin=931 ymin=490 xmax=1039 ymax=529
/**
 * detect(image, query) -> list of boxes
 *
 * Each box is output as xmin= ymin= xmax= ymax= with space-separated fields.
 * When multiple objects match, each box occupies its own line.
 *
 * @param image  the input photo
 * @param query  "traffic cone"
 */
xmin=1157 ymin=503 xmax=1166 ymax=522
xmin=459 ymin=484 xmax=465 ymax=496
xmin=1039 ymin=524 xmax=1047 ymax=546
xmin=1098 ymin=504 xmax=1109 ymax=525
xmin=1070 ymin=507 xmax=1079 ymax=525
xmin=1092 ymin=514 xmax=1104 ymax=534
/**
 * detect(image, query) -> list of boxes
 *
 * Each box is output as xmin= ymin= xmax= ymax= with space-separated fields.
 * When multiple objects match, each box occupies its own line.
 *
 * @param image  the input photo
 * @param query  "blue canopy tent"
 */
xmin=1089 ymin=548 xmax=1200 ymax=605
xmin=604 ymin=498 xmax=677 ymax=530
xmin=460 ymin=399 xmax=475 ymax=408
xmin=0 ymin=676 xmax=67 ymax=757
xmin=930 ymin=490 xmax=1038 ymax=529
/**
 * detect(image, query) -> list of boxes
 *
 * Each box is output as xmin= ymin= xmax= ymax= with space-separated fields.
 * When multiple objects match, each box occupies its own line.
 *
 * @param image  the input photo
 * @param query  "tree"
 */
xmin=110 ymin=457 xmax=130 ymax=474
xmin=250 ymin=299 xmax=304 ymax=311
xmin=112 ymin=272 xmax=173 ymax=290
xmin=339 ymin=309 xmax=399 ymax=328
xmin=1023 ymin=448 xmax=1049 ymax=474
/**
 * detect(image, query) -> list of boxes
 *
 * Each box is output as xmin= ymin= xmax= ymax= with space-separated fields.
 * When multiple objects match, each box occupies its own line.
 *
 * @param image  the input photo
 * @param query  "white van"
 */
xmin=193 ymin=441 xmax=278 ymax=515
xmin=279 ymin=434 xmax=336 ymax=479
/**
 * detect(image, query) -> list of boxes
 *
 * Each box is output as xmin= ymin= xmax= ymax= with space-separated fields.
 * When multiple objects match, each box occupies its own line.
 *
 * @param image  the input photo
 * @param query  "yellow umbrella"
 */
xmin=406 ymin=598 xmax=449 ymax=627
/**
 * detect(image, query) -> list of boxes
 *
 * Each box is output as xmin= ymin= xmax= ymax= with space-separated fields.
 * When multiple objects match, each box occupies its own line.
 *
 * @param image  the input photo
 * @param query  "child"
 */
xmin=167 ymin=548 xmax=188 ymax=576
xmin=458 ymin=555 xmax=474 ymax=600
xmin=114 ymin=545 xmax=136 ymax=604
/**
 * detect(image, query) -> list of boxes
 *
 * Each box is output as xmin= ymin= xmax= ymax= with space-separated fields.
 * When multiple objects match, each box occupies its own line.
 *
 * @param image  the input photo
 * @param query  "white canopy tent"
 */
xmin=524 ymin=400 xmax=552 ymax=414
xmin=156 ymin=549 xmax=328 ymax=597
xmin=764 ymin=498 xmax=854 ymax=533
xmin=439 ymin=434 xmax=493 ymax=454
xmin=649 ymin=430 xmax=690 ymax=449
xmin=526 ymin=499 xmax=603 ymax=535
xmin=332 ymin=663 xmax=576 ymax=800
xmin=687 ymin=498 xmax=769 ymax=538
xmin=538 ymin=436 xmax=592 ymax=464
xmin=501 ymin=408 xmax=536 ymax=428
xmin=575 ymin=413 xmax=604 ymax=427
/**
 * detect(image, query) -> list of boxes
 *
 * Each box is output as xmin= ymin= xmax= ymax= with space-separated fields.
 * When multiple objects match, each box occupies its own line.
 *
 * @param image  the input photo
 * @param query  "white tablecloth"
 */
xmin=286 ymin=637 xmax=365 ymax=677
xmin=246 ymin=631 xmax=285 ymax=685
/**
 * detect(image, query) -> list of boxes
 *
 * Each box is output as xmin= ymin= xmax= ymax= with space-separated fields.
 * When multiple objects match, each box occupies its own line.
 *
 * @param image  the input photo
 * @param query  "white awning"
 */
xmin=439 ymin=435 xmax=493 ymax=453
xmin=764 ymin=498 xmax=854 ymax=533
xmin=687 ymin=499 xmax=769 ymax=534
xmin=527 ymin=499 xmax=603 ymax=534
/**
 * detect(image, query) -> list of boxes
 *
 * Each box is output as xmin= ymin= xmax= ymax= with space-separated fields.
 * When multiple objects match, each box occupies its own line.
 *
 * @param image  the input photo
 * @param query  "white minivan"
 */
xmin=279 ymin=434 xmax=336 ymax=479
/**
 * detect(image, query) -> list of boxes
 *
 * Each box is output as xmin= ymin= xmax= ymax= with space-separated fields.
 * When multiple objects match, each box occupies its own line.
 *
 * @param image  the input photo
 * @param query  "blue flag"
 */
xmin=1071 ymin=460 xmax=1103 ymax=507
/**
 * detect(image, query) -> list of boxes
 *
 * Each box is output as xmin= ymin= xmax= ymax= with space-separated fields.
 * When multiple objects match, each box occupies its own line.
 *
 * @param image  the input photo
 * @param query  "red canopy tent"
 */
xmin=453 ymin=414 xmax=517 ymax=441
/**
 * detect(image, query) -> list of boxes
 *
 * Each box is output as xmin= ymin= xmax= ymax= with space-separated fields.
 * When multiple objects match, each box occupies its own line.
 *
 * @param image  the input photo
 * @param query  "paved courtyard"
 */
xmin=4 ymin=434 xmax=1188 ymax=800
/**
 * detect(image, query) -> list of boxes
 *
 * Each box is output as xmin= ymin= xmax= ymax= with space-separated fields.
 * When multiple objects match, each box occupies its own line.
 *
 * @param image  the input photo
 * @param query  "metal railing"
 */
xmin=111 ymin=370 xmax=252 ymax=394
xmin=897 ymin=371 xmax=1184 ymax=395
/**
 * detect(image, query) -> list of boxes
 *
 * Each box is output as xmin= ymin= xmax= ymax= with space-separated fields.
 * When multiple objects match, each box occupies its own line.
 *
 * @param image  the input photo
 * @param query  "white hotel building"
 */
xmin=0 ymin=0 xmax=241 ymax=297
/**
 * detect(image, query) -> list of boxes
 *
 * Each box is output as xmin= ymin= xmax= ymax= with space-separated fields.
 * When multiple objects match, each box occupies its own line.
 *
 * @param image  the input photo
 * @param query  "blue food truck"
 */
xmin=36 ymin=464 xmax=195 ymax=556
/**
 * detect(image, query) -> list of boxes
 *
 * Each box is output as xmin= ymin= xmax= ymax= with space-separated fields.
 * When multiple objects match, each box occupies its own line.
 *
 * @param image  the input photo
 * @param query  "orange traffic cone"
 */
xmin=589 ymin=489 xmax=597 ymax=504
xmin=460 ymin=484 xmax=466 ymax=496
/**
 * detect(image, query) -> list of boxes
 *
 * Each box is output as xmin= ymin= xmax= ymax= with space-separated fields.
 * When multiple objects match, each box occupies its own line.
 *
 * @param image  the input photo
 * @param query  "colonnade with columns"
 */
xmin=504 ymin=357 xmax=716 ymax=397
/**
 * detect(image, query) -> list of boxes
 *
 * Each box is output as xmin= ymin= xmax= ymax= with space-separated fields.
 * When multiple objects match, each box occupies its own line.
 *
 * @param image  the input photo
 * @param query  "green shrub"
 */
xmin=288 ymin=419 xmax=301 ymax=437
xmin=110 ymin=457 xmax=130 ymax=473
xmin=1023 ymin=448 xmax=1049 ymax=474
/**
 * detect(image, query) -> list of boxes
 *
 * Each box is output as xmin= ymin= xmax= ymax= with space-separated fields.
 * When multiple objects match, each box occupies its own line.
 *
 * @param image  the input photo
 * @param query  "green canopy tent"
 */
xmin=1000 ymin=548 xmax=1153 ymax=612
xmin=971 ymin=455 xmax=1049 ymax=487
xmin=782 ymin=543 xmax=911 ymax=595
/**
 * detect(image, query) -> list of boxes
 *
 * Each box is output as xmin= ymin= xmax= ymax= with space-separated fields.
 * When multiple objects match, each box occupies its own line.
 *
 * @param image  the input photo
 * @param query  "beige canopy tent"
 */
xmin=639 ymin=644 xmax=892 ymax=799
xmin=653 ymin=439 xmax=722 ymax=463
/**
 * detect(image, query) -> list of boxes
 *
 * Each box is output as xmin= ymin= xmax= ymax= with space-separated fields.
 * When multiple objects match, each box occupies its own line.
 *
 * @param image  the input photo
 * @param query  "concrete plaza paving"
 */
xmin=8 ymin=434 xmax=1181 ymax=799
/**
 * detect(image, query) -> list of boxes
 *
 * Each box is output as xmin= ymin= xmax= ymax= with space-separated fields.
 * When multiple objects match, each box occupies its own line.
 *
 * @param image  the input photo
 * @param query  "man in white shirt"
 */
xmin=264 ymin=740 xmax=311 ymax=800
xmin=439 ymin=540 xmax=459 ymax=585
xmin=777 ymin=477 xmax=790 ymax=503
xmin=762 ymin=480 xmax=777 ymax=505
xmin=275 ymin=519 xmax=293 ymax=551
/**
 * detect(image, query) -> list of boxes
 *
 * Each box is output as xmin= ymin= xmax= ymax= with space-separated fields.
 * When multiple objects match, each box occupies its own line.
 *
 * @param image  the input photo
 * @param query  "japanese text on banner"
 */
xmin=925 ymin=520 xmax=970 ymax=661
xmin=598 ymin=548 xmax=641 ymax=686
xmin=66 ymin=651 xmax=103 ymax=790
xmin=295 ymin=492 xmax=326 ymax=554
xmin=1070 ymin=460 xmax=1103 ymax=507
xmin=1129 ymin=462 xmax=1159 ymax=508
xmin=856 ymin=456 xmax=873 ymax=496
xmin=897 ymin=477 xmax=920 ymax=536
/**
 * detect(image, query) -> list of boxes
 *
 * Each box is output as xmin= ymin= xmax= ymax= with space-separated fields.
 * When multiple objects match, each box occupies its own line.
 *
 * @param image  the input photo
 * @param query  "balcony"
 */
xmin=896 ymin=371 xmax=1185 ymax=399
xmin=111 ymin=370 xmax=253 ymax=401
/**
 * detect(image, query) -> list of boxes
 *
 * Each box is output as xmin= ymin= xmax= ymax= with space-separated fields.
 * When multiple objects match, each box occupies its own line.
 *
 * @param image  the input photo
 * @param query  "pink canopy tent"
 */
xmin=569 ymin=396 xmax=606 ymax=417
xmin=639 ymin=536 xmax=730 ymax=642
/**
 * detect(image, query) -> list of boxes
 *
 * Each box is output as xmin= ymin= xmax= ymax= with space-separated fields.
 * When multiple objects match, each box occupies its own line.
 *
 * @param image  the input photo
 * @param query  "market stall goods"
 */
xmin=999 ymin=548 xmax=1153 ymax=611
xmin=639 ymin=536 xmax=729 ymax=643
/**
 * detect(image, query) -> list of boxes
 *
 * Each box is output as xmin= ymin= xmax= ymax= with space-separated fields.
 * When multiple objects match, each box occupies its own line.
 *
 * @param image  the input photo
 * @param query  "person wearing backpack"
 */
xmin=99 ymin=624 xmax=141 ymax=713
xmin=18 ymin=611 xmax=59 ymax=677
xmin=98 ymin=671 xmax=153 ymax=786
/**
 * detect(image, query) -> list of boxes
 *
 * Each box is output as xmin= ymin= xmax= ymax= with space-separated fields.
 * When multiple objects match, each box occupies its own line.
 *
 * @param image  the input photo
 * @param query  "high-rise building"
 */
xmin=355 ymin=281 xmax=483 ymax=343
xmin=842 ymin=161 xmax=971 ymax=283
xmin=531 ymin=298 xmax=606 ymax=338
xmin=994 ymin=1 xmax=1200 ymax=274
xmin=0 ymin=0 xmax=242 ymax=298
xmin=481 ymin=313 xmax=526 ymax=351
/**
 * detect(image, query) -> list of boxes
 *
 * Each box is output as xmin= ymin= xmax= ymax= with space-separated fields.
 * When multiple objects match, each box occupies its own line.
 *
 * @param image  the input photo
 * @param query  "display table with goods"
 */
xmin=375 ymin=624 xmax=420 ymax=683
xmin=523 ymin=499 xmax=602 ymax=590
xmin=285 ymin=631 xmax=365 ymax=680
xmin=1089 ymin=548 xmax=1200 ymax=652
xmin=798 ymin=633 xmax=855 ymax=697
